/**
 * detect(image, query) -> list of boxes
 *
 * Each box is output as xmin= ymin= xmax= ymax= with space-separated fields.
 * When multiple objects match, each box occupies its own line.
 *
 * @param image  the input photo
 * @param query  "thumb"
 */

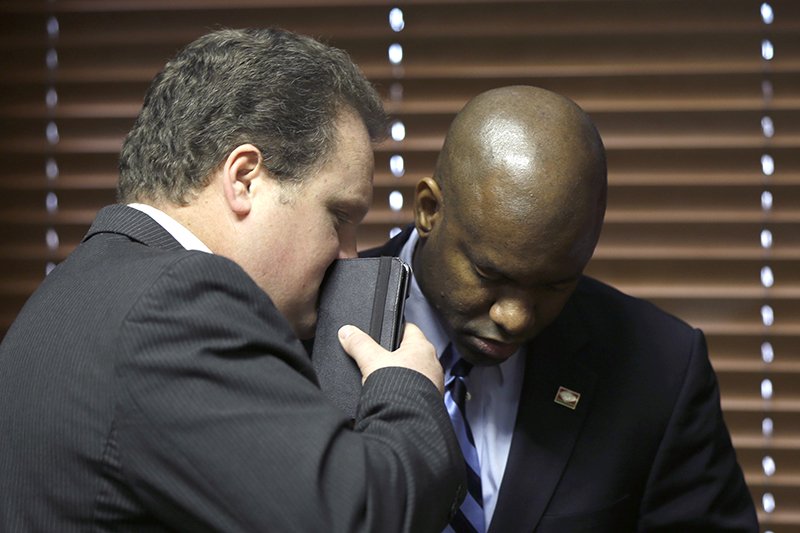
xmin=338 ymin=325 xmax=385 ymax=380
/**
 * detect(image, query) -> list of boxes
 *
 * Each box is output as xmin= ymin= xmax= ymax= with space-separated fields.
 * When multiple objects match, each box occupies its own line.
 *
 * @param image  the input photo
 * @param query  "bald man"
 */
xmin=362 ymin=86 xmax=758 ymax=532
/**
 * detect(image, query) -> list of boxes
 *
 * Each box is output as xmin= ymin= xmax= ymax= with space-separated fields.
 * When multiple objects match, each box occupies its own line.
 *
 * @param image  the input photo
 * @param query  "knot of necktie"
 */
xmin=450 ymin=357 xmax=473 ymax=379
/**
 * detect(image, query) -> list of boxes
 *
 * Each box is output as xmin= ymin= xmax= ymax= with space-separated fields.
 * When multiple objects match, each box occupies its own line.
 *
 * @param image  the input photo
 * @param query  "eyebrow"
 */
xmin=472 ymin=254 xmax=579 ymax=287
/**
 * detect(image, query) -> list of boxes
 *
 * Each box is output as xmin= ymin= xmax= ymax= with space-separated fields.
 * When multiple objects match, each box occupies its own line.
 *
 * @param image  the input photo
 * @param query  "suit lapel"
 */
xmin=359 ymin=224 xmax=414 ymax=259
xmin=83 ymin=204 xmax=184 ymax=251
xmin=489 ymin=295 xmax=596 ymax=533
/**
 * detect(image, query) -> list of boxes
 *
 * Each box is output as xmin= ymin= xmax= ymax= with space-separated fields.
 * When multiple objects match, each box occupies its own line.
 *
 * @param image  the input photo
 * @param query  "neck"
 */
xmin=154 ymin=195 xmax=227 ymax=255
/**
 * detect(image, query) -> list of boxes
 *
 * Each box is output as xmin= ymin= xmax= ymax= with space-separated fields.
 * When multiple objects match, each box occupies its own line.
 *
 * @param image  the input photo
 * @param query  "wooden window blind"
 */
xmin=0 ymin=1 xmax=797 ymax=530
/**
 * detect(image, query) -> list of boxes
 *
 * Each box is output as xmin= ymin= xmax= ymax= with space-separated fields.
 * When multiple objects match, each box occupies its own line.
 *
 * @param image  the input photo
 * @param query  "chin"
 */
xmin=292 ymin=312 xmax=318 ymax=340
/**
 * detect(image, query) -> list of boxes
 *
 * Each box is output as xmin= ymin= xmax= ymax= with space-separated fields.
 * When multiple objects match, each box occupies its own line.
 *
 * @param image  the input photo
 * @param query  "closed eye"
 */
xmin=334 ymin=210 xmax=349 ymax=226
xmin=474 ymin=263 xmax=504 ymax=282
xmin=329 ymin=207 xmax=353 ymax=230
xmin=545 ymin=279 xmax=578 ymax=292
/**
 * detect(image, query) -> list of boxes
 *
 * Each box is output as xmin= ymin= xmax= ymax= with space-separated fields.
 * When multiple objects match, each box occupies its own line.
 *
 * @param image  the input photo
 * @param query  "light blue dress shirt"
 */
xmin=398 ymin=229 xmax=526 ymax=528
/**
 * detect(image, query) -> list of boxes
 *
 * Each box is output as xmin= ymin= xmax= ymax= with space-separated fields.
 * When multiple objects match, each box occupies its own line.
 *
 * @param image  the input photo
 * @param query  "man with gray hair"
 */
xmin=0 ymin=28 xmax=464 ymax=532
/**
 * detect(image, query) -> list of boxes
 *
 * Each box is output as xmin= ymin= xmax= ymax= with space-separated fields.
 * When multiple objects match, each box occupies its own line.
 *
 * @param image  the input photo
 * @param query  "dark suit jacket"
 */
xmin=0 ymin=206 xmax=464 ymax=532
xmin=362 ymin=226 xmax=758 ymax=533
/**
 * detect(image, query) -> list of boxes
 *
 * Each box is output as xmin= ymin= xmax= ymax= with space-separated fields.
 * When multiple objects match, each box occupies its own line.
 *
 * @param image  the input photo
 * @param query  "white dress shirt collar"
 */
xmin=127 ymin=203 xmax=212 ymax=254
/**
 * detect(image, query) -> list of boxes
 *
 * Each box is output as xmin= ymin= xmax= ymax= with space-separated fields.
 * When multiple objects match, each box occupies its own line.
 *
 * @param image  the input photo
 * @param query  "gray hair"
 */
xmin=118 ymin=28 xmax=387 ymax=204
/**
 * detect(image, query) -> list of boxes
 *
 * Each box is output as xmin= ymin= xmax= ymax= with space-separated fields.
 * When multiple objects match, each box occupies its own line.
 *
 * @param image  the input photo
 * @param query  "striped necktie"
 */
xmin=443 ymin=347 xmax=485 ymax=533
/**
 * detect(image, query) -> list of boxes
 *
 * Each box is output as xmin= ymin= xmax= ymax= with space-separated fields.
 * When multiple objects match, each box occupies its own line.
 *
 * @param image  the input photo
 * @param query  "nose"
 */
xmin=489 ymin=296 xmax=534 ymax=337
xmin=338 ymin=227 xmax=358 ymax=259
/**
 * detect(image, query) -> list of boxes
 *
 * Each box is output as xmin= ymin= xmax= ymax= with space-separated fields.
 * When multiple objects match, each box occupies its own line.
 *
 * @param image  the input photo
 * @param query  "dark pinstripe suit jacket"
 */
xmin=362 ymin=226 xmax=759 ymax=533
xmin=0 ymin=205 xmax=464 ymax=532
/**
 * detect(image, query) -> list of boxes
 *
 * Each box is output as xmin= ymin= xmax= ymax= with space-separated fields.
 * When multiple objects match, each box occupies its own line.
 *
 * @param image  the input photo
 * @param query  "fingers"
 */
xmin=337 ymin=323 xmax=444 ymax=394
xmin=394 ymin=323 xmax=443 ymax=394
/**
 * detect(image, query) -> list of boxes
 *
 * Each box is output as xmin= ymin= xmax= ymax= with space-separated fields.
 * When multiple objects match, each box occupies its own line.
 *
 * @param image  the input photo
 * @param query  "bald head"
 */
xmin=412 ymin=86 xmax=608 ymax=365
xmin=435 ymin=85 xmax=606 ymax=247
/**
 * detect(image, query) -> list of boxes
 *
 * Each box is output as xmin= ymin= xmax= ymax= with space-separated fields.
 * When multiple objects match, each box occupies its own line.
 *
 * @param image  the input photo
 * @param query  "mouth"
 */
xmin=464 ymin=335 xmax=519 ymax=362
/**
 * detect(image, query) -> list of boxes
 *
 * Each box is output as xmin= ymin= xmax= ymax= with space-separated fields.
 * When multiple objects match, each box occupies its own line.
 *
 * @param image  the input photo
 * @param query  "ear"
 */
xmin=221 ymin=144 xmax=263 ymax=217
xmin=414 ymin=177 xmax=443 ymax=238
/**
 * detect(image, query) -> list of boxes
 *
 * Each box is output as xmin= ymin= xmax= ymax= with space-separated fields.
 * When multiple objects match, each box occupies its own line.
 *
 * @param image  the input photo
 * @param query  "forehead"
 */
xmin=447 ymin=182 xmax=595 ymax=281
xmin=307 ymin=111 xmax=374 ymax=200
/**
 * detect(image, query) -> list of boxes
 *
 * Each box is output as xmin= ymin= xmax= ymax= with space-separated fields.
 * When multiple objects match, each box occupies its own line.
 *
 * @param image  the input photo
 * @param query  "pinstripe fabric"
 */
xmin=84 ymin=204 xmax=186 ymax=251
xmin=0 ymin=204 xmax=466 ymax=532
xmin=443 ymin=347 xmax=485 ymax=533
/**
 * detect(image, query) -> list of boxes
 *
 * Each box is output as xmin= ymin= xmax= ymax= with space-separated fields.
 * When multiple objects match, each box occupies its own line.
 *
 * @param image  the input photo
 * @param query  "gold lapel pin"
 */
xmin=554 ymin=386 xmax=580 ymax=410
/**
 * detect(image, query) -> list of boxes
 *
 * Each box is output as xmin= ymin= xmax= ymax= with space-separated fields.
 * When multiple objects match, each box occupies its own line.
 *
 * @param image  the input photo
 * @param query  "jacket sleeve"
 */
xmin=637 ymin=329 xmax=759 ymax=533
xmin=115 ymin=252 xmax=464 ymax=532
